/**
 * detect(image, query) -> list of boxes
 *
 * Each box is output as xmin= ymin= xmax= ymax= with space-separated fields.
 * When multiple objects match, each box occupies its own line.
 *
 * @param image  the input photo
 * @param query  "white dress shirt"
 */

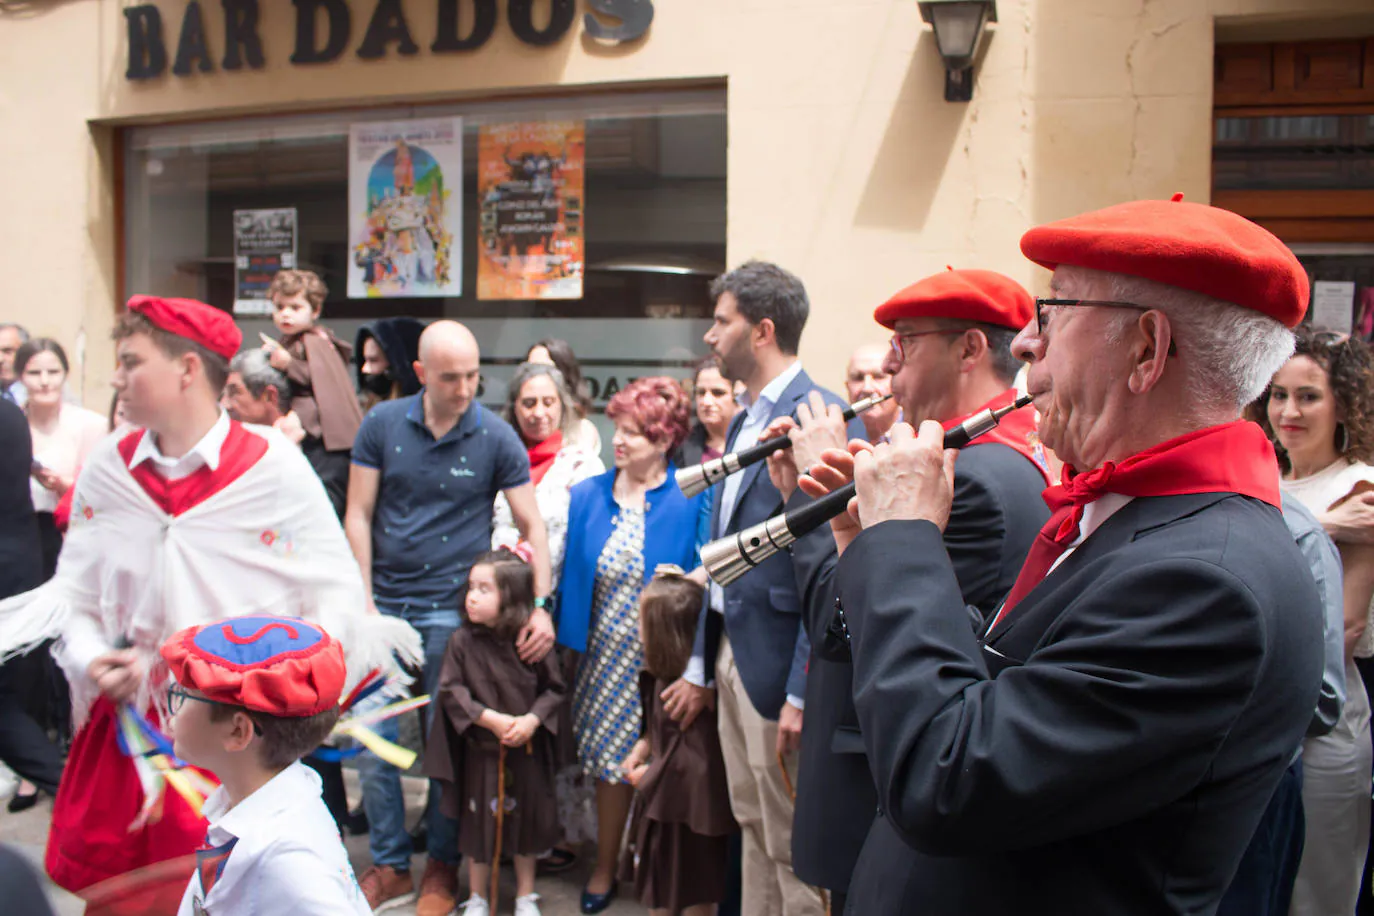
xmin=128 ymin=411 xmax=231 ymax=481
xmin=689 ymin=361 xmax=806 ymax=707
xmin=177 ymin=761 xmax=370 ymax=916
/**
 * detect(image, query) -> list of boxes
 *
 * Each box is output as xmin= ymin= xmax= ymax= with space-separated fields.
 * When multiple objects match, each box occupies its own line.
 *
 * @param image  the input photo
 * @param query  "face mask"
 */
xmin=361 ymin=372 xmax=392 ymax=397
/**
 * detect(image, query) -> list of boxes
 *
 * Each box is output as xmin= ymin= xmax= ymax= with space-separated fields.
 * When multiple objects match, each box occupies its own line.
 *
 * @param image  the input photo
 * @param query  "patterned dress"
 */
xmin=572 ymin=503 xmax=647 ymax=783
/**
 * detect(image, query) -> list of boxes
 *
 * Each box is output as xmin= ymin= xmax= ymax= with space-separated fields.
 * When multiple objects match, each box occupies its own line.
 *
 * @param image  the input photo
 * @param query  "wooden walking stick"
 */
xmin=490 ymin=743 xmax=508 ymax=912
xmin=777 ymin=749 xmax=831 ymax=916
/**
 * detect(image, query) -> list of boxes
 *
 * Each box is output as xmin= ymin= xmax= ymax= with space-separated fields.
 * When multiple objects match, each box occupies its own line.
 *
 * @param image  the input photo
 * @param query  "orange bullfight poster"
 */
xmin=477 ymin=121 xmax=585 ymax=300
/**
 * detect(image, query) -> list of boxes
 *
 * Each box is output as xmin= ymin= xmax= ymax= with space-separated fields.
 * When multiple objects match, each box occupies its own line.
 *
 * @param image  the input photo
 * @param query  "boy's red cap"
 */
xmin=1019 ymin=194 xmax=1309 ymax=328
xmin=160 ymin=616 xmax=345 ymax=717
xmin=873 ymin=269 xmax=1034 ymax=331
xmin=127 ymin=295 xmax=242 ymax=360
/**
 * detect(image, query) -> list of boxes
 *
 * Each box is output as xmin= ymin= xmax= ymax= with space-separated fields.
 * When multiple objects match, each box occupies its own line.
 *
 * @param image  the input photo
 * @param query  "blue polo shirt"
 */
xmin=352 ymin=393 xmax=530 ymax=613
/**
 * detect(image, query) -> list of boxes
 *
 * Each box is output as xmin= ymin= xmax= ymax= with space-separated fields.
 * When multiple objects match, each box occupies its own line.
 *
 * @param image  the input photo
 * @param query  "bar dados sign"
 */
xmin=124 ymin=0 xmax=654 ymax=80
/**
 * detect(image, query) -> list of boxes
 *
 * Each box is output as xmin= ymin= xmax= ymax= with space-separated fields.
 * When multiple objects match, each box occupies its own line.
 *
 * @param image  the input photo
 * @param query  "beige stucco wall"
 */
xmin=0 ymin=0 xmax=1368 ymax=403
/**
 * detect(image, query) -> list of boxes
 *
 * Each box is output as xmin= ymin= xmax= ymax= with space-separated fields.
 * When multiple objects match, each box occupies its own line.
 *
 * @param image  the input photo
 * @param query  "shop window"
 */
xmin=122 ymin=88 xmax=727 ymax=454
xmin=1213 ymin=38 xmax=1374 ymax=333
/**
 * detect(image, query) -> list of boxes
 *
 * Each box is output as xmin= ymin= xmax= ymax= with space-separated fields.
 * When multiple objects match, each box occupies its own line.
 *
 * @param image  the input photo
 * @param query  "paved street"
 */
xmin=0 ymin=771 xmax=643 ymax=915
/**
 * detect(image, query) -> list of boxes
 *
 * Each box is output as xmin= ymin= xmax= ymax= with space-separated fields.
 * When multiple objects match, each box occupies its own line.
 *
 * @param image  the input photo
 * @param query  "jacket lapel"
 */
xmin=722 ymin=369 xmax=814 ymax=533
xmin=986 ymin=492 xmax=1233 ymax=647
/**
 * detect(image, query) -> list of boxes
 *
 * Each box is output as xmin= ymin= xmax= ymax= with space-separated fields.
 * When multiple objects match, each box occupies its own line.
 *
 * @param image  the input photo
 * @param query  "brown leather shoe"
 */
xmin=358 ymin=864 xmax=415 ymax=912
xmin=415 ymin=857 xmax=459 ymax=916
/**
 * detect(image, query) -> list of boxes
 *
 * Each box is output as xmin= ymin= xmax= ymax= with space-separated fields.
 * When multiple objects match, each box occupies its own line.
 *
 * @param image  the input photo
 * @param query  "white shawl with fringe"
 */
xmin=0 ymin=423 xmax=420 ymax=727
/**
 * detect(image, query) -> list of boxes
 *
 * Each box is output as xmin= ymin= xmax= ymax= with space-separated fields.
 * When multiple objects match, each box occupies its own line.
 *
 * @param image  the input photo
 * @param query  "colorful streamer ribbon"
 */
xmin=315 ymin=694 xmax=432 ymax=770
xmin=114 ymin=704 xmax=216 ymax=831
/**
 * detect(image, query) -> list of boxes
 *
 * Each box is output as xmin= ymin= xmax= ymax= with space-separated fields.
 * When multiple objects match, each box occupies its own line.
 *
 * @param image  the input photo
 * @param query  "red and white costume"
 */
xmin=0 ymin=411 xmax=419 ymax=898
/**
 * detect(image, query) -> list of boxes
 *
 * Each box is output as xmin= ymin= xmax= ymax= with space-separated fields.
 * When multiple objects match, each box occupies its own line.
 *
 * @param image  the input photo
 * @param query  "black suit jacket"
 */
xmin=0 ymin=400 xmax=41 ymax=600
xmin=790 ymin=442 xmax=1048 ymax=892
xmin=838 ymin=492 xmax=1325 ymax=915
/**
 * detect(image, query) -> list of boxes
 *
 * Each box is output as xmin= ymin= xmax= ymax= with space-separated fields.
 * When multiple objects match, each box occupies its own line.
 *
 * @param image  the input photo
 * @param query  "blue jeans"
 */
xmin=358 ymin=607 xmax=461 ymax=869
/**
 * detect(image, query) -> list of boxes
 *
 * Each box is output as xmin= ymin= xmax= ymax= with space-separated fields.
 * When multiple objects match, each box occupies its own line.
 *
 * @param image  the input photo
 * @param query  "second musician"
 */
xmin=765 ymin=268 xmax=1051 ymax=910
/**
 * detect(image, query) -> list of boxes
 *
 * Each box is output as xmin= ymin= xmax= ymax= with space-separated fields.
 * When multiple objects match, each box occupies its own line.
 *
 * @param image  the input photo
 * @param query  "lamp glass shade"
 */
xmin=924 ymin=1 xmax=990 ymax=67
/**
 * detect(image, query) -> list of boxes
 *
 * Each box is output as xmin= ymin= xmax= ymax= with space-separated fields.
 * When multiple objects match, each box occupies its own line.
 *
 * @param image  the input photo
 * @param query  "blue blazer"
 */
xmin=690 ymin=367 xmax=864 ymax=719
xmin=556 ymin=464 xmax=710 ymax=653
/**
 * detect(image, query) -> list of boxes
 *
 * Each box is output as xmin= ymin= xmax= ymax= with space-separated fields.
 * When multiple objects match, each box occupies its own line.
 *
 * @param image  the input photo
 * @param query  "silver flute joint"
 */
xmin=675 ymin=452 xmax=744 ymax=498
xmin=701 ymin=514 xmax=797 ymax=587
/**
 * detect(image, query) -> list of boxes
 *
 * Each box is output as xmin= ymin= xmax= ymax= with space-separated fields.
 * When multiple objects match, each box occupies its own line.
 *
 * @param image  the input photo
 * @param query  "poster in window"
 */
xmin=347 ymin=117 xmax=462 ymax=299
xmin=233 ymin=208 xmax=297 ymax=316
xmin=477 ymin=121 xmax=585 ymax=300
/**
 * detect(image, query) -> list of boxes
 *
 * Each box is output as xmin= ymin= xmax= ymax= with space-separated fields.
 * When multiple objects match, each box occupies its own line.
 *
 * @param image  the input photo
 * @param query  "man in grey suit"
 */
xmin=663 ymin=261 xmax=861 ymax=916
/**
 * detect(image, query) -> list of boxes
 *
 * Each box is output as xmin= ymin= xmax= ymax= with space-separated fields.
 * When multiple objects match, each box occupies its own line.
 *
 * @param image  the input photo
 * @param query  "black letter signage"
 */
xmin=584 ymin=0 xmax=653 ymax=43
xmin=124 ymin=5 xmax=168 ymax=80
xmin=131 ymin=0 xmax=656 ymax=80
xmin=172 ymin=1 xmax=215 ymax=76
xmin=507 ymin=0 xmax=575 ymax=47
xmin=222 ymin=0 xmax=266 ymax=70
xmin=357 ymin=0 xmax=420 ymax=59
xmin=291 ymin=0 xmax=351 ymax=64
xmin=432 ymin=0 xmax=498 ymax=53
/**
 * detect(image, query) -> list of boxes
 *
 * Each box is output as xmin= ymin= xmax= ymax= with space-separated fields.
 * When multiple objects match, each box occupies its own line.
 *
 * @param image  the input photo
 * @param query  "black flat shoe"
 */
xmin=580 ymin=879 xmax=618 ymax=914
xmin=7 ymin=791 xmax=39 ymax=813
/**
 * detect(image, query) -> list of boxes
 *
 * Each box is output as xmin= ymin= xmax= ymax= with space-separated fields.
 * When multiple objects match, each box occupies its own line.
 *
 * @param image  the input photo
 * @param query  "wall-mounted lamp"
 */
xmin=918 ymin=0 xmax=997 ymax=102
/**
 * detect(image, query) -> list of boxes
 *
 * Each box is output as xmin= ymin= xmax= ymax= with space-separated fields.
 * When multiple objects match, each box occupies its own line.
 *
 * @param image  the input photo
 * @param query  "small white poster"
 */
xmin=1312 ymin=280 xmax=1356 ymax=333
xmin=232 ymin=208 xmax=297 ymax=316
xmin=347 ymin=117 xmax=463 ymax=299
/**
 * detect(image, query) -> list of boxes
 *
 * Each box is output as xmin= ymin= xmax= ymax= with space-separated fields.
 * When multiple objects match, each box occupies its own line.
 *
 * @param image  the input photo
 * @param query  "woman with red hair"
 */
xmin=556 ymin=377 xmax=711 ymax=913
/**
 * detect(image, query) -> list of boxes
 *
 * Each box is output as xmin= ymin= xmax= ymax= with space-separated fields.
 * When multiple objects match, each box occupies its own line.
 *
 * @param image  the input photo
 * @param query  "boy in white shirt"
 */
xmin=161 ymin=614 xmax=371 ymax=916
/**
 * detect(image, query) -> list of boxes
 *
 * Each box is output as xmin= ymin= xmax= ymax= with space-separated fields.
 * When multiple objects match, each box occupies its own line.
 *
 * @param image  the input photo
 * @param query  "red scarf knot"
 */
xmin=989 ymin=420 xmax=1281 ymax=633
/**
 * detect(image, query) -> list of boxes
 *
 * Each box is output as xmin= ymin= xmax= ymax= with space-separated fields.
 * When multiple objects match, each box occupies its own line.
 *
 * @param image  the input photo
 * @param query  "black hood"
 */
xmin=355 ymin=317 xmax=426 ymax=397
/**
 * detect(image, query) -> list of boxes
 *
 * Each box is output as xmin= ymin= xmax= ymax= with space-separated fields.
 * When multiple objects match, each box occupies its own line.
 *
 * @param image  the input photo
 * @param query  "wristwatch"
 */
xmin=533 ymin=596 xmax=549 ymax=610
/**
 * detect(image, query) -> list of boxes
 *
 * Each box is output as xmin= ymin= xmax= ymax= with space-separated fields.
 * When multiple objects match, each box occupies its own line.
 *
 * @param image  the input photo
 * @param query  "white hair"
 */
xmin=1060 ymin=266 xmax=1295 ymax=413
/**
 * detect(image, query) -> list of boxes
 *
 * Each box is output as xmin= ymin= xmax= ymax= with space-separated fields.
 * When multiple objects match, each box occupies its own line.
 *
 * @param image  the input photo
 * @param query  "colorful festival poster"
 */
xmin=232 ymin=208 xmax=297 ymax=316
xmin=347 ymin=117 xmax=462 ymax=299
xmin=477 ymin=121 xmax=585 ymax=300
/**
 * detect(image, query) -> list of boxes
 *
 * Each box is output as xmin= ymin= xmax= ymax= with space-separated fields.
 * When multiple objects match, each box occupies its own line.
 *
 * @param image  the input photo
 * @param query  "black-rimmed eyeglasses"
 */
xmin=167 ymin=685 xmax=231 ymax=715
xmin=167 ymin=685 xmax=262 ymax=734
xmin=1033 ymin=297 xmax=1157 ymax=336
xmin=889 ymin=328 xmax=970 ymax=363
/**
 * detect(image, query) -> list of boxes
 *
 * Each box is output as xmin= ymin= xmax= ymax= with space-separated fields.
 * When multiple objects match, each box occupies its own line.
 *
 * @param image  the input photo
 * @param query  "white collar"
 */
xmin=204 ymin=761 xmax=321 ymax=842
xmin=740 ymin=360 xmax=803 ymax=413
xmin=129 ymin=410 xmax=231 ymax=473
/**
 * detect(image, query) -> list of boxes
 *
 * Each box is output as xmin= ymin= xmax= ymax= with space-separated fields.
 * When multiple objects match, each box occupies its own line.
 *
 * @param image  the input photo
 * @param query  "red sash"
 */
xmin=946 ymin=388 xmax=1051 ymax=483
xmin=117 ymin=421 xmax=269 ymax=516
xmin=988 ymin=420 xmax=1281 ymax=632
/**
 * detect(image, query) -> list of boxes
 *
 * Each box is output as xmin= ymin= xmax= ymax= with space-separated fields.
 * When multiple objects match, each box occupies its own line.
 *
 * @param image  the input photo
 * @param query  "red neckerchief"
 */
xmin=945 ymin=388 xmax=1051 ymax=483
xmin=117 ymin=422 xmax=269 ymax=517
xmin=989 ymin=420 xmax=1280 ymax=631
xmin=526 ymin=431 xmax=563 ymax=486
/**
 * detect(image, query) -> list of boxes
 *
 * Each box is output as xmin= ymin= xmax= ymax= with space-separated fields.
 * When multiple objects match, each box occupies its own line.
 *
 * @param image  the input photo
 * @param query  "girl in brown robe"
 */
xmin=425 ymin=549 xmax=565 ymax=915
xmin=620 ymin=568 xmax=737 ymax=916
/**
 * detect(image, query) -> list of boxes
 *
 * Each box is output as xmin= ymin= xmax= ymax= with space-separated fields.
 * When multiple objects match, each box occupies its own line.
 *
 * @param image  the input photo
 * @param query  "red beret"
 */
xmin=873 ymin=269 xmax=1034 ymax=331
xmin=1019 ymin=195 xmax=1309 ymax=328
xmin=127 ymin=295 xmax=242 ymax=360
xmin=160 ymin=616 xmax=345 ymax=717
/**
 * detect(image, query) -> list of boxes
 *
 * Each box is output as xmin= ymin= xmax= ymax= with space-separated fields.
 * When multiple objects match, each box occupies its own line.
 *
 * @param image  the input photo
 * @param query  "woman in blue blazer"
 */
xmin=556 ymin=378 xmax=710 ymax=913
